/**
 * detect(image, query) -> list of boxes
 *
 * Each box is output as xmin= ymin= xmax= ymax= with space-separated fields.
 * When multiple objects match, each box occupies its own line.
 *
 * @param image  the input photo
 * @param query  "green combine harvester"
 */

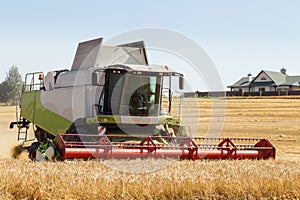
xmin=10 ymin=37 xmax=275 ymax=161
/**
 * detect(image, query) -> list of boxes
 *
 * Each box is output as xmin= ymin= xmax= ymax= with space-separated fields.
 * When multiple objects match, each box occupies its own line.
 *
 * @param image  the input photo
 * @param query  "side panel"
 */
xmin=41 ymin=85 xmax=100 ymax=121
xmin=21 ymin=91 xmax=72 ymax=136
xmin=20 ymin=91 xmax=36 ymax=122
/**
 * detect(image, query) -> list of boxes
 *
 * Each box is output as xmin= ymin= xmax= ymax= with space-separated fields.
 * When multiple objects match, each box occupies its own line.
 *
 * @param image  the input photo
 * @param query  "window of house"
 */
xmin=261 ymin=76 xmax=267 ymax=80
xmin=259 ymin=88 xmax=265 ymax=92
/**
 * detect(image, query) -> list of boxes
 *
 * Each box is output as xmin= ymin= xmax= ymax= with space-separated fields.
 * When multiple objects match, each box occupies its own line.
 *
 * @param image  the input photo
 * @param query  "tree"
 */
xmin=0 ymin=65 xmax=23 ymax=104
xmin=0 ymin=81 xmax=10 ymax=103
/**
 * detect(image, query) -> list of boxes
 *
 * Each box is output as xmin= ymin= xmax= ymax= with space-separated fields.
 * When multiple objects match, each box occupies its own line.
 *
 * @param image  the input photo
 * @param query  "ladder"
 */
xmin=17 ymin=118 xmax=29 ymax=141
xmin=14 ymin=96 xmax=29 ymax=141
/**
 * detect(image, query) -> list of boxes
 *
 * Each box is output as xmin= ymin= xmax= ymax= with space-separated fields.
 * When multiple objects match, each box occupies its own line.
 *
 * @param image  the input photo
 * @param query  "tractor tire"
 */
xmin=28 ymin=142 xmax=41 ymax=161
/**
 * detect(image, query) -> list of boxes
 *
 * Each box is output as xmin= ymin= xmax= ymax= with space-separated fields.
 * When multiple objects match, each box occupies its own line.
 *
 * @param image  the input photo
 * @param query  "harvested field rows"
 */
xmin=179 ymin=97 xmax=300 ymax=161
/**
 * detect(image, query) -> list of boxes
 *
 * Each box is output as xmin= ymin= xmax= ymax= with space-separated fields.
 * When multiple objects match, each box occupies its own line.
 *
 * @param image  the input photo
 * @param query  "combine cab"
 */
xmin=10 ymin=37 xmax=275 ymax=161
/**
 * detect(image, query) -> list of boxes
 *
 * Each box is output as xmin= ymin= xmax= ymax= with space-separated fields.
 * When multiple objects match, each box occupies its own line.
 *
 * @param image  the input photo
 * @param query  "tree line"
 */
xmin=0 ymin=65 xmax=23 ymax=105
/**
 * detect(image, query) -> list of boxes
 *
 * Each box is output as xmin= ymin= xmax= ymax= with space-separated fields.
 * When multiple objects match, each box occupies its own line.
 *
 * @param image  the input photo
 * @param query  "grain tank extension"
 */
xmin=10 ymin=37 xmax=275 ymax=160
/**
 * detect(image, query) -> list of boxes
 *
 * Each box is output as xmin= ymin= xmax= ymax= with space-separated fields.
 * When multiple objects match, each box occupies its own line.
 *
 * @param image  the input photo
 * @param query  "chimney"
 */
xmin=280 ymin=67 xmax=287 ymax=75
xmin=247 ymin=73 xmax=253 ymax=82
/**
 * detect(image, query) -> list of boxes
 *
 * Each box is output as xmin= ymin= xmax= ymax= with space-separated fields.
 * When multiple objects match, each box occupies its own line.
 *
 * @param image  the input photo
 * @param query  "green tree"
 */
xmin=0 ymin=81 xmax=10 ymax=103
xmin=0 ymin=65 xmax=22 ymax=104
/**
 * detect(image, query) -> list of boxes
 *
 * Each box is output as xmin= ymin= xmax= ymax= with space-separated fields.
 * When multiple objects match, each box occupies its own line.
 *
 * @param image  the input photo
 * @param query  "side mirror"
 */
xmin=179 ymin=76 xmax=184 ymax=90
xmin=92 ymin=72 xmax=98 ymax=86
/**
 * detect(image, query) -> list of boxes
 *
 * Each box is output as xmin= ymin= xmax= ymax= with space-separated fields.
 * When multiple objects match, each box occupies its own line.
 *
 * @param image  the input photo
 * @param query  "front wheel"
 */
xmin=28 ymin=142 xmax=41 ymax=161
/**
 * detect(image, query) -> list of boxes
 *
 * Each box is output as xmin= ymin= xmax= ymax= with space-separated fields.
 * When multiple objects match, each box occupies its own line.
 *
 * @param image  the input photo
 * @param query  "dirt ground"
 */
xmin=0 ymin=106 xmax=35 ymax=158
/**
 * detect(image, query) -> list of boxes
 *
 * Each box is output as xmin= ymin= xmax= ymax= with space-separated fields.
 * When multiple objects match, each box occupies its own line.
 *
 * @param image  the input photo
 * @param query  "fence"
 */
xmin=191 ymin=90 xmax=300 ymax=97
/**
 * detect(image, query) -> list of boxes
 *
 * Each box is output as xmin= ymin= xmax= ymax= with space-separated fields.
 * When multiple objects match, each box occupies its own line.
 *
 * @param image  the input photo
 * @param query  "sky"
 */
xmin=0 ymin=0 xmax=300 ymax=91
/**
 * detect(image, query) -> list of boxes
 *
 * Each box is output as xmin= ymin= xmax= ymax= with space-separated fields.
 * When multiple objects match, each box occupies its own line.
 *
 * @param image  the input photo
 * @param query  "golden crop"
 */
xmin=0 ymin=159 xmax=299 ymax=199
xmin=1 ymin=97 xmax=300 ymax=199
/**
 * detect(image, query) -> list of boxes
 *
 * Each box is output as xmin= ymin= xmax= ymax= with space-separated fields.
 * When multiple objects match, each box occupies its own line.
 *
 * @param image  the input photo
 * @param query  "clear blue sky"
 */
xmin=1 ymin=1 xmax=300 ymax=91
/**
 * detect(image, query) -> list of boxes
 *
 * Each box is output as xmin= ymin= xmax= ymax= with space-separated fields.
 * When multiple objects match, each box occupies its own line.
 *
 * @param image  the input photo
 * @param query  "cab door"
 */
xmin=103 ymin=69 xmax=125 ymax=115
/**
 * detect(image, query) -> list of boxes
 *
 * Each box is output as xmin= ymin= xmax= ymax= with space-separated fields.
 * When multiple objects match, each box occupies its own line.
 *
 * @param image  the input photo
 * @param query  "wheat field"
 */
xmin=0 ymin=97 xmax=300 ymax=199
xmin=0 ymin=159 xmax=299 ymax=199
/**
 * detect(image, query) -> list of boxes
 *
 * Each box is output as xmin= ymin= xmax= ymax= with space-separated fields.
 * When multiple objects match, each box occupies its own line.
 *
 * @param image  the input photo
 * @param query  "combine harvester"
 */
xmin=10 ymin=37 xmax=275 ymax=161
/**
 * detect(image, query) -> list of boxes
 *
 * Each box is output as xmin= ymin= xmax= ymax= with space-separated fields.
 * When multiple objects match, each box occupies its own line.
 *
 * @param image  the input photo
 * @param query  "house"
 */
xmin=228 ymin=68 xmax=300 ymax=93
